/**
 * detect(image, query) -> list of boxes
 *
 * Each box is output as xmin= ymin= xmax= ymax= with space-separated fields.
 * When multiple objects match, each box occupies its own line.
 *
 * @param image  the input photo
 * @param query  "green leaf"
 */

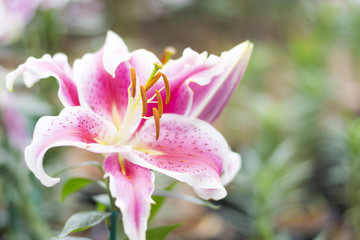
xmin=61 ymin=178 xmax=93 ymax=201
xmin=149 ymin=182 xmax=177 ymax=222
xmin=93 ymin=193 xmax=110 ymax=207
xmin=52 ymin=160 xmax=103 ymax=177
xmin=59 ymin=211 xmax=111 ymax=238
xmin=152 ymin=190 xmax=220 ymax=210
xmin=51 ymin=237 xmax=92 ymax=240
xmin=146 ymin=224 xmax=184 ymax=240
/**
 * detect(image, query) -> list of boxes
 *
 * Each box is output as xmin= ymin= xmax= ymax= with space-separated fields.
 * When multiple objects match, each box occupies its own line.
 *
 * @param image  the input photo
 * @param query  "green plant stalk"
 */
xmin=110 ymin=211 xmax=118 ymax=240
xmin=348 ymin=154 xmax=360 ymax=239
xmin=105 ymin=177 xmax=118 ymax=240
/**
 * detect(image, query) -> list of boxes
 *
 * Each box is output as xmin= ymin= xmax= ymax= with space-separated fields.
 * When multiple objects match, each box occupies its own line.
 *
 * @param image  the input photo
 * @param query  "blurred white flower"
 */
xmin=0 ymin=0 xmax=40 ymax=44
xmin=0 ymin=0 xmax=101 ymax=44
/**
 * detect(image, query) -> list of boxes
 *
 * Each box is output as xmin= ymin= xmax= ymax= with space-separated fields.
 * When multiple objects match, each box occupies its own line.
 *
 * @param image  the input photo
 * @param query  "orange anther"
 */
xmin=155 ymin=89 xmax=163 ymax=118
xmin=161 ymin=73 xmax=170 ymax=104
xmin=145 ymin=72 xmax=162 ymax=91
xmin=153 ymin=108 xmax=160 ymax=140
xmin=140 ymin=85 xmax=147 ymax=116
xmin=130 ymin=68 xmax=136 ymax=98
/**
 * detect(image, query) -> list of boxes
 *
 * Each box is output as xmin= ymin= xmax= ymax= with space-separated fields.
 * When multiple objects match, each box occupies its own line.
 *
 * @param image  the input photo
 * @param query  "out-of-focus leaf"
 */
xmin=312 ymin=231 xmax=327 ymax=240
xmin=52 ymin=161 xmax=103 ymax=177
xmin=52 ymin=237 xmax=92 ymax=240
xmin=149 ymin=182 xmax=177 ymax=222
xmin=59 ymin=211 xmax=111 ymax=238
xmin=146 ymin=224 xmax=183 ymax=240
xmin=61 ymin=178 xmax=93 ymax=201
xmin=153 ymin=190 xmax=219 ymax=210
xmin=93 ymin=193 xmax=110 ymax=207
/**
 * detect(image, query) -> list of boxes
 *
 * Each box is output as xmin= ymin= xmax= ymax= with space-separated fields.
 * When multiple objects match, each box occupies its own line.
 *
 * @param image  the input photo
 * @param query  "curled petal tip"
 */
xmin=5 ymin=71 xmax=17 ymax=92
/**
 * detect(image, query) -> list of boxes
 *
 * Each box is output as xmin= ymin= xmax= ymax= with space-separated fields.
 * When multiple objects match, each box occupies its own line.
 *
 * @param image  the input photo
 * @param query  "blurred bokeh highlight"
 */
xmin=1 ymin=0 xmax=360 ymax=239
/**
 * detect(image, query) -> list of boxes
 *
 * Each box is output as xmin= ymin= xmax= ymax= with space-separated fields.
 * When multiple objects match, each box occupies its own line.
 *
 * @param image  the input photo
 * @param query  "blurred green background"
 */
xmin=1 ymin=0 xmax=360 ymax=239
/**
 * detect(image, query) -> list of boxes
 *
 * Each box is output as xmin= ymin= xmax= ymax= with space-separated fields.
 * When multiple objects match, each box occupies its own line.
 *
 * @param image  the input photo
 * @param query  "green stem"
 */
xmin=110 ymin=211 xmax=118 ymax=240
xmin=105 ymin=177 xmax=118 ymax=240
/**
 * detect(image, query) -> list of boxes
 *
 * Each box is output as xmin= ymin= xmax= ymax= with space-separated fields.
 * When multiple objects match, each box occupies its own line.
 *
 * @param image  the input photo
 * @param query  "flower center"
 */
xmin=112 ymin=60 xmax=172 ymax=145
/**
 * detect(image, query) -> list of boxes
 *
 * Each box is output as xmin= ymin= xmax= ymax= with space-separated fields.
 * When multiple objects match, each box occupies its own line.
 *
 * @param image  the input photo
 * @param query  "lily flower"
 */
xmin=6 ymin=31 xmax=252 ymax=240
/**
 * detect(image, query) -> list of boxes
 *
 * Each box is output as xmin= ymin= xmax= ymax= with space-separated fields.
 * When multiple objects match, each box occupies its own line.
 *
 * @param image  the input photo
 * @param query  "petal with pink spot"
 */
xmin=104 ymin=154 xmax=154 ymax=240
xmin=125 ymin=114 xmax=229 ymax=200
xmin=193 ymin=150 xmax=241 ymax=200
xmin=25 ymin=107 xmax=129 ymax=187
xmin=74 ymin=49 xmax=132 ymax=124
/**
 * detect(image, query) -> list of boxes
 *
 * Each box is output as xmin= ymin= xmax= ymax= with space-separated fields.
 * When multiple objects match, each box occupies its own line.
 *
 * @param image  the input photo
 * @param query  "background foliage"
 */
xmin=1 ymin=0 xmax=360 ymax=239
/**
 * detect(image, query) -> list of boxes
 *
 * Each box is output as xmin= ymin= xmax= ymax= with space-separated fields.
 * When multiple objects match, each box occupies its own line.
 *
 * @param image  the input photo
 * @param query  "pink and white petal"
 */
xmin=6 ymin=53 xmax=79 ymax=107
xmin=103 ymin=30 xmax=130 ymax=77
xmin=125 ymin=114 xmax=230 ymax=200
xmin=159 ymin=48 xmax=222 ymax=94
xmin=141 ymin=48 xmax=221 ymax=118
xmin=144 ymin=48 xmax=223 ymax=117
xmin=25 ymin=107 xmax=130 ymax=187
xmin=221 ymin=150 xmax=241 ymax=186
xmin=74 ymin=49 xmax=132 ymax=123
xmin=188 ymin=41 xmax=253 ymax=123
xmin=193 ymin=150 xmax=241 ymax=200
xmin=104 ymin=154 xmax=154 ymax=240
xmin=144 ymin=82 xmax=193 ymax=121
xmin=128 ymin=49 xmax=160 ymax=86
xmin=162 ymin=48 xmax=222 ymax=88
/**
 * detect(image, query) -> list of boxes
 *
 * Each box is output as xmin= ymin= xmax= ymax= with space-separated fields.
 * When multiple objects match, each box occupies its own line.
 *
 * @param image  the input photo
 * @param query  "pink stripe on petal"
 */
xmin=104 ymin=154 xmax=154 ymax=240
xmin=25 ymin=107 xmax=129 ymax=187
xmin=6 ymin=53 xmax=79 ymax=107
xmin=74 ymin=50 xmax=132 ymax=123
xmin=150 ymin=48 xmax=223 ymax=118
xmin=126 ymin=114 xmax=229 ymax=200
xmin=189 ymin=41 xmax=253 ymax=123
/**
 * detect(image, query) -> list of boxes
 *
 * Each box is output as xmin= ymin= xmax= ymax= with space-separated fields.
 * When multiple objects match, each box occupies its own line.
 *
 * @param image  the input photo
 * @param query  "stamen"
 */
xmin=146 ymin=62 xmax=163 ymax=85
xmin=140 ymin=85 xmax=147 ymax=117
xmin=155 ymin=89 xmax=163 ymax=118
xmin=161 ymin=73 xmax=171 ymax=104
xmin=153 ymin=108 xmax=160 ymax=140
xmin=160 ymin=47 xmax=176 ymax=65
xmin=145 ymin=72 xmax=162 ymax=91
xmin=130 ymin=67 xmax=136 ymax=98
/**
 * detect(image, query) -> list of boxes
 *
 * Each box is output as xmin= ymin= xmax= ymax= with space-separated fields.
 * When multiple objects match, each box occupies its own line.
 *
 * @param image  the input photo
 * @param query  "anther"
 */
xmin=145 ymin=72 xmax=162 ymax=91
xmin=140 ymin=85 xmax=147 ymax=116
xmin=155 ymin=89 xmax=163 ymax=118
xmin=130 ymin=68 xmax=136 ymax=98
xmin=160 ymin=47 xmax=176 ymax=65
xmin=161 ymin=73 xmax=171 ymax=104
xmin=153 ymin=108 xmax=160 ymax=140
